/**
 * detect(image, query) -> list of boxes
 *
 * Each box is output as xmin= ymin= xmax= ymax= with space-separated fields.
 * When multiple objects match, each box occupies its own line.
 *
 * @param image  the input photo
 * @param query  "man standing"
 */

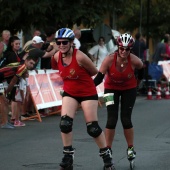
xmin=0 ymin=30 xmax=11 ymax=58
xmin=73 ymin=28 xmax=81 ymax=49
xmin=20 ymin=36 xmax=58 ymax=70
xmin=0 ymin=55 xmax=37 ymax=129
xmin=132 ymin=33 xmax=147 ymax=61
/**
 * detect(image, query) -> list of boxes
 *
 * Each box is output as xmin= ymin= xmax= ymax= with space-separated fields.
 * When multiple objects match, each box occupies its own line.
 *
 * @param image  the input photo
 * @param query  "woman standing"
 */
xmin=3 ymin=36 xmax=21 ymax=65
xmin=88 ymin=36 xmax=109 ymax=69
xmin=51 ymin=28 xmax=115 ymax=170
xmin=3 ymin=36 xmax=22 ymax=125
xmin=94 ymin=33 xmax=143 ymax=163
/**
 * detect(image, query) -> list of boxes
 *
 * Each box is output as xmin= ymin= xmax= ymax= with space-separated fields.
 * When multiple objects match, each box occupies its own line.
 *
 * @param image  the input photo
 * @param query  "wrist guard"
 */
xmin=94 ymin=72 xmax=105 ymax=86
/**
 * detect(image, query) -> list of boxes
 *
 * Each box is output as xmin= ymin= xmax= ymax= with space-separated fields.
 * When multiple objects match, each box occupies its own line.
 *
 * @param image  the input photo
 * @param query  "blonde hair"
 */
xmin=2 ymin=30 xmax=10 ymax=36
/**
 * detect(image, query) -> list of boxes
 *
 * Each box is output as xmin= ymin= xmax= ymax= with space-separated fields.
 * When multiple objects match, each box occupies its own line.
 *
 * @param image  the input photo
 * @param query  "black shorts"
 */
xmin=63 ymin=91 xmax=98 ymax=103
xmin=10 ymin=87 xmax=17 ymax=102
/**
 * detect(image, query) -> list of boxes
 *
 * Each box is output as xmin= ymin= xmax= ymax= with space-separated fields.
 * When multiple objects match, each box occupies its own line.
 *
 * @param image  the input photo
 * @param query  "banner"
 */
xmin=158 ymin=61 xmax=170 ymax=81
xmin=28 ymin=70 xmax=104 ymax=110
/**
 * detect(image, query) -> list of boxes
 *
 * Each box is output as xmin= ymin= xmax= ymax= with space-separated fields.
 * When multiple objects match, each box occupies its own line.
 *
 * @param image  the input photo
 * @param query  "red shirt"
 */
xmin=104 ymin=53 xmax=137 ymax=90
xmin=0 ymin=62 xmax=27 ymax=81
xmin=57 ymin=49 xmax=97 ymax=96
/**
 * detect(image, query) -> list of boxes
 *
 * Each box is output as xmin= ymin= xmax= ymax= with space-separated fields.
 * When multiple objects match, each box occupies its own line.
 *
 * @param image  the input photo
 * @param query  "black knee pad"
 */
xmin=60 ymin=115 xmax=73 ymax=133
xmin=86 ymin=121 xmax=102 ymax=138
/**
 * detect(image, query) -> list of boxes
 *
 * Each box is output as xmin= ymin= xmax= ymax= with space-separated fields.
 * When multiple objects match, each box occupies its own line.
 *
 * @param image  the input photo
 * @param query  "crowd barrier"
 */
xmin=27 ymin=70 xmax=104 ymax=122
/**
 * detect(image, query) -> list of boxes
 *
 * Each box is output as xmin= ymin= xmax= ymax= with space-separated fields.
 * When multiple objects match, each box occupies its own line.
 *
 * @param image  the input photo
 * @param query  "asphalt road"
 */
xmin=0 ymin=96 xmax=170 ymax=170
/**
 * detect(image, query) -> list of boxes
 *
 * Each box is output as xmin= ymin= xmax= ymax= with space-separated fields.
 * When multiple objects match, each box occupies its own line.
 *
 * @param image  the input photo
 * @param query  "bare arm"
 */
xmin=77 ymin=50 xmax=98 ymax=76
xmin=0 ymin=43 xmax=4 ymax=56
xmin=6 ymin=76 xmax=19 ymax=94
xmin=99 ymin=54 xmax=114 ymax=74
xmin=130 ymin=53 xmax=143 ymax=69
xmin=42 ymin=43 xmax=58 ymax=58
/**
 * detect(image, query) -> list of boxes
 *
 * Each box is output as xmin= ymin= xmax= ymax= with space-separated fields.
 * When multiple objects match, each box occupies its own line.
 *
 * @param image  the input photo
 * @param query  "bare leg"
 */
xmin=0 ymin=96 xmax=9 ymax=125
xmin=105 ymin=128 xmax=115 ymax=148
xmin=60 ymin=96 xmax=78 ymax=146
xmin=124 ymin=128 xmax=134 ymax=146
xmin=16 ymin=102 xmax=22 ymax=121
xmin=82 ymin=100 xmax=107 ymax=148
xmin=61 ymin=132 xmax=73 ymax=147
xmin=11 ymin=101 xmax=18 ymax=121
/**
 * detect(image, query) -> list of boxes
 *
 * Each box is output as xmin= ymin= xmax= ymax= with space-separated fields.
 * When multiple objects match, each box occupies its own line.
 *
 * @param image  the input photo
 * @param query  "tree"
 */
xmin=115 ymin=0 xmax=170 ymax=40
xmin=0 ymin=0 xmax=118 ymax=34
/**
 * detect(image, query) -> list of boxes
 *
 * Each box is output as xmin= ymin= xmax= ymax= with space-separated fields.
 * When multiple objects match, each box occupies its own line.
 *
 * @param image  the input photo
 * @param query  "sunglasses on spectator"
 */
xmin=119 ymin=46 xmax=130 ymax=52
xmin=56 ymin=41 xmax=69 ymax=45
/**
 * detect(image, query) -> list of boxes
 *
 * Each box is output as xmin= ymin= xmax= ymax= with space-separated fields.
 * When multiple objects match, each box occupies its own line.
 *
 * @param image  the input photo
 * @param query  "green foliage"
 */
xmin=116 ymin=0 xmax=170 ymax=39
xmin=0 ymin=0 xmax=169 ymax=39
xmin=0 ymin=0 xmax=113 ymax=34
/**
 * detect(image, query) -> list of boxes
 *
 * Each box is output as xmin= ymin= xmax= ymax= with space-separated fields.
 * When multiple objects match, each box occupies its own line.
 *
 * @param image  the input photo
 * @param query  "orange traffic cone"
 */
xmin=156 ymin=84 xmax=162 ymax=100
xmin=165 ymin=85 xmax=170 ymax=99
xmin=147 ymin=87 xmax=153 ymax=100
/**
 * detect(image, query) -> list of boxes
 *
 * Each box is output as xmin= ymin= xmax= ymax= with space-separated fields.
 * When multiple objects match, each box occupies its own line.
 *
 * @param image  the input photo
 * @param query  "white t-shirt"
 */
xmin=73 ymin=38 xmax=81 ymax=49
xmin=88 ymin=44 xmax=108 ymax=69
xmin=15 ymin=78 xmax=28 ymax=102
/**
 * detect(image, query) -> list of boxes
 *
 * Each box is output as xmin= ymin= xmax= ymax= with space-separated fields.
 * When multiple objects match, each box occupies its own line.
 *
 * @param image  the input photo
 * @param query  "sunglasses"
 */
xmin=119 ymin=46 xmax=130 ymax=52
xmin=56 ymin=41 xmax=69 ymax=45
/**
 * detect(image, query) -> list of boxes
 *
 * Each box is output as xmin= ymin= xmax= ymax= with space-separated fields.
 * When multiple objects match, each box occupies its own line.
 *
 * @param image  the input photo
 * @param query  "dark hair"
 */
xmin=6 ymin=36 xmax=20 ymax=51
xmin=164 ymin=35 xmax=169 ymax=43
xmin=135 ymin=33 xmax=141 ymax=40
xmin=26 ymin=55 xmax=39 ymax=62
xmin=98 ymin=36 xmax=105 ymax=42
xmin=44 ymin=26 xmax=56 ymax=37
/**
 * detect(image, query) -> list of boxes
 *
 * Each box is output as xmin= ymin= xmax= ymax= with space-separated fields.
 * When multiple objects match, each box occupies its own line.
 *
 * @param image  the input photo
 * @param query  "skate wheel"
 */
xmin=103 ymin=165 xmax=116 ymax=170
xmin=60 ymin=165 xmax=73 ymax=170
xmin=130 ymin=160 xmax=135 ymax=170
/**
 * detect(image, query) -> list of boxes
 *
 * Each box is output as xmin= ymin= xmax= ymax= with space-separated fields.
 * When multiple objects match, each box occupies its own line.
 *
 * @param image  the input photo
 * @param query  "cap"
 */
xmin=32 ymin=36 xmax=44 ymax=44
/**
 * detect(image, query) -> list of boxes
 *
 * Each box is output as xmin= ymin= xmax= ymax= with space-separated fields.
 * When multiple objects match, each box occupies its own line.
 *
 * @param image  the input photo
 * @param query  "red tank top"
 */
xmin=58 ymin=49 xmax=97 ymax=96
xmin=104 ymin=53 xmax=137 ymax=90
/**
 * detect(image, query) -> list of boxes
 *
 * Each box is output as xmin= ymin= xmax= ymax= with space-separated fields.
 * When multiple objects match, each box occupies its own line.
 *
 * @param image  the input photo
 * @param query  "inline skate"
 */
xmin=60 ymin=147 xmax=75 ymax=170
xmin=127 ymin=147 xmax=136 ymax=170
xmin=99 ymin=148 xmax=116 ymax=170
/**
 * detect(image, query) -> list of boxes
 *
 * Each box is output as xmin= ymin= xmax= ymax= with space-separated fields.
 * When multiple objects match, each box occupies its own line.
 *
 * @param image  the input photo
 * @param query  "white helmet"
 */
xmin=117 ymin=33 xmax=134 ymax=48
xmin=55 ymin=28 xmax=75 ymax=40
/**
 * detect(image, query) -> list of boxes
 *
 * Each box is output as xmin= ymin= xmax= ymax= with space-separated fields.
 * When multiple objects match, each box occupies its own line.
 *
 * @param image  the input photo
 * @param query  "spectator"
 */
xmin=3 ymin=36 xmax=21 ymax=65
xmin=11 ymin=70 xmax=29 ymax=127
xmin=41 ymin=26 xmax=56 ymax=69
xmin=0 ymin=55 xmax=37 ymax=129
xmin=132 ymin=33 xmax=147 ymax=61
xmin=2 ymin=36 xmax=22 ymax=125
xmin=0 ymin=88 xmax=14 ymax=129
xmin=0 ymin=30 xmax=11 ymax=58
xmin=23 ymin=29 xmax=41 ymax=50
xmin=20 ymin=36 xmax=58 ymax=70
xmin=73 ymin=28 xmax=81 ymax=49
xmin=88 ymin=36 xmax=109 ymax=69
xmin=152 ymin=35 xmax=170 ymax=63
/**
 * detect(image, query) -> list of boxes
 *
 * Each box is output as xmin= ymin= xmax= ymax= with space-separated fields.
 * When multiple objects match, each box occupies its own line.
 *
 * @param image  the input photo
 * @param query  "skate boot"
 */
xmin=127 ymin=147 xmax=136 ymax=170
xmin=99 ymin=148 xmax=116 ymax=170
xmin=60 ymin=146 xmax=75 ymax=170
xmin=127 ymin=147 xmax=136 ymax=161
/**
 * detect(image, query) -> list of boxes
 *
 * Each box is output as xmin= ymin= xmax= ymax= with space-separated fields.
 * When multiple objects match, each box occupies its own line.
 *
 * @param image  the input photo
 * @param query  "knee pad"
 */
xmin=86 ymin=121 xmax=102 ymax=138
xmin=60 ymin=115 xmax=73 ymax=133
